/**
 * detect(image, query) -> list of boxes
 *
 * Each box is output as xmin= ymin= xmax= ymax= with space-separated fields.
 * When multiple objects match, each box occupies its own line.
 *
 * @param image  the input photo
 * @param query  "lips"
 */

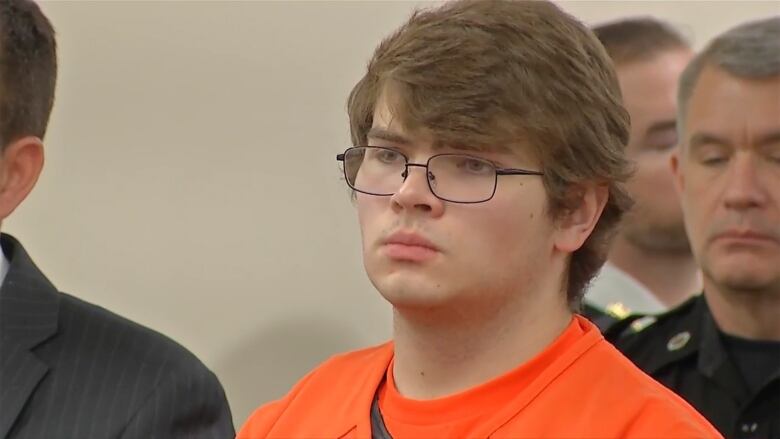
xmin=713 ymin=229 xmax=780 ymax=245
xmin=384 ymin=232 xmax=438 ymax=250
xmin=382 ymin=231 xmax=440 ymax=262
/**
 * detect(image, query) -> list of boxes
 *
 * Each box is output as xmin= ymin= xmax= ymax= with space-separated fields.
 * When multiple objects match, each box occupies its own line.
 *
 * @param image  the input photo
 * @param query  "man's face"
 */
xmin=674 ymin=66 xmax=780 ymax=294
xmin=617 ymin=49 xmax=693 ymax=252
xmin=355 ymin=94 xmax=558 ymax=312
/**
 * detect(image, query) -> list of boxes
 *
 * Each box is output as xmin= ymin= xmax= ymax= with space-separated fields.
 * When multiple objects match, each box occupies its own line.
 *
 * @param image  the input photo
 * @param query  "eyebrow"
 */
xmin=645 ymin=120 xmax=677 ymax=136
xmin=687 ymin=132 xmax=731 ymax=151
xmin=366 ymin=127 xmax=411 ymax=145
xmin=756 ymin=130 xmax=780 ymax=147
xmin=687 ymin=130 xmax=780 ymax=151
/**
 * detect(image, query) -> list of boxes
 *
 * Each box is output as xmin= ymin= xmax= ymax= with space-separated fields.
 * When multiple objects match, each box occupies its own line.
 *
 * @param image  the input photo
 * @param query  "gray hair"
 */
xmin=677 ymin=16 xmax=780 ymax=133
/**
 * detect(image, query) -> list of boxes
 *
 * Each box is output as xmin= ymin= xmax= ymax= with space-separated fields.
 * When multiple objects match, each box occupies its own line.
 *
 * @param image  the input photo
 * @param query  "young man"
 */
xmin=0 ymin=2 xmax=234 ymax=437
xmin=612 ymin=17 xmax=780 ymax=437
xmin=239 ymin=1 xmax=719 ymax=437
xmin=584 ymin=19 xmax=699 ymax=327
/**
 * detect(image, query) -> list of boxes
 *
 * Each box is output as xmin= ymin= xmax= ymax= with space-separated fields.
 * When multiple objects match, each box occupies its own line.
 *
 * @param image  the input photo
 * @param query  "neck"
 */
xmin=608 ymin=235 xmax=700 ymax=308
xmin=390 ymin=289 xmax=571 ymax=400
xmin=705 ymin=282 xmax=780 ymax=341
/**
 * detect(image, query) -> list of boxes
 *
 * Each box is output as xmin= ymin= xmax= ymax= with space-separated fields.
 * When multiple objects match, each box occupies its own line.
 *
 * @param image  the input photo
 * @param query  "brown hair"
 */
xmin=347 ymin=0 xmax=632 ymax=307
xmin=0 ymin=0 xmax=57 ymax=148
xmin=593 ymin=17 xmax=689 ymax=66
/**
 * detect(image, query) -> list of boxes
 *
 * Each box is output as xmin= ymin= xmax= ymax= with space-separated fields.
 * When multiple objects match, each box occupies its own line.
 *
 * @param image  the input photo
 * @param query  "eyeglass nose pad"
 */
xmin=401 ymin=169 xmax=409 ymax=180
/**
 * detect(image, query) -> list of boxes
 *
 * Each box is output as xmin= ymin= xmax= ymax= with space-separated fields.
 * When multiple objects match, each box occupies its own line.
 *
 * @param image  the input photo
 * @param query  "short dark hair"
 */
xmin=0 ymin=0 xmax=57 ymax=148
xmin=348 ymin=0 xmax=633 ymax=307
xmin=678 ymin=16 xmax=780 ymax=132
xmin=593 ymin=17 xmax=689 ymax=65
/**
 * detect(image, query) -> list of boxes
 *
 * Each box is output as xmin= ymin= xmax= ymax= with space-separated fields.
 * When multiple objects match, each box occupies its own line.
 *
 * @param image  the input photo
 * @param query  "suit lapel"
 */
xmin=0 ymin=343 xmax=49 ymax=438
xmin=0 ymin=234 xmax=60 ymax=437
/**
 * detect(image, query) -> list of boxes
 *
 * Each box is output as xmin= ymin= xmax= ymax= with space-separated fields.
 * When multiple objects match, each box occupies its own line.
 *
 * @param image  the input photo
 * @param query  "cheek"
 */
xmin=470 ymin=201 xmax=545 ymax=259
xmin=631 ymin=162 xmax=682 ymax=215
xmin=632 ymin=156 xmax=675 ymax=189
xmin=681 ymin=193 xmax=712 ymax=254
xmin=355 ymin=195 xmax=386 ymax=245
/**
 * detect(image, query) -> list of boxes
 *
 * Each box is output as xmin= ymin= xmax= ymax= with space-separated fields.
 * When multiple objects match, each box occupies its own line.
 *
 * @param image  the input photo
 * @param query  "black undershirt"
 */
xmin=720 ymin=331 xmax=780 ymax=397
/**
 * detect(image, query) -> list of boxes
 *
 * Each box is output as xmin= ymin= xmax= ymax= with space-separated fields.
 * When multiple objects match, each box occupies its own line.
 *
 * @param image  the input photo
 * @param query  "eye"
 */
xmin=644 ymin=130 xmax=678 ymax=153
xmin=766 ymin=146 xmax=780 ymax=164
xmin=694 ymin=144 xmax=730 ymax=167
xmin=699 ymin=154 xmax=729 ymax=166
xmin=371 ymin=148 xmax=404 ymax=164
xmin=647 ymin=141 xmax=677 ymax=153
xmin=457 ymin=157 xmax=494 ymax=175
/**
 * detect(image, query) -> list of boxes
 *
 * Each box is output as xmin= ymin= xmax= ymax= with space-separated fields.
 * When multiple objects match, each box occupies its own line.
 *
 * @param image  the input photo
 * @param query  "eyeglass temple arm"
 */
xmin=496 ymin=168 xmax=544 ymax=176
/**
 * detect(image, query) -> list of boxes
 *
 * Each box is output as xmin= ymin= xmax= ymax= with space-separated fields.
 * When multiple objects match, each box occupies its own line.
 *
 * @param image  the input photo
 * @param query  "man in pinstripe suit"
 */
xmin=0 ymin=2 xmax=234 ymax=438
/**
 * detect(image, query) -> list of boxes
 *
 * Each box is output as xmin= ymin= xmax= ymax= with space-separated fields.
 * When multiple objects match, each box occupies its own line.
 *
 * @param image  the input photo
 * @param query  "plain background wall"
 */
xmin=8 ymin=0 xmax=778 ymax=427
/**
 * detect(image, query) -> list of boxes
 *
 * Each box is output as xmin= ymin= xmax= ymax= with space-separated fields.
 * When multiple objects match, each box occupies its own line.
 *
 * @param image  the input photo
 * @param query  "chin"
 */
xmin=717 ymin=275 xmax=778 ymax=293
xmin=628 ymin=222 xmax=690 ymax=252
xmin=710 ymin=261 xmax=779 ymax=293
xmin=368 ymin=272 xmax=454 ymax=309
xmin=383 ymin=294 xmax=454 ymax=314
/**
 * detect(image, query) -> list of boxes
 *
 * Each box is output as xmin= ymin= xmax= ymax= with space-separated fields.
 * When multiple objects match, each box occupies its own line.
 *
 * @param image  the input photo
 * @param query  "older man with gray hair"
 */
xmin=611 ymin=16 xmax=780 ymax=438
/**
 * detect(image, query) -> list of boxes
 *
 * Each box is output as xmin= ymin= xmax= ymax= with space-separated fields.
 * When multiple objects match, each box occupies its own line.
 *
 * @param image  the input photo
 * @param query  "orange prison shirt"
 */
xmin=238 ymin=316 xmax=721 ymax=438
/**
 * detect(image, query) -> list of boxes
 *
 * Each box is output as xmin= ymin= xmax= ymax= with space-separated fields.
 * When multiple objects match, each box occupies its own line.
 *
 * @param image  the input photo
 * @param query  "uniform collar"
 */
xmin=697 ymin=295 xmax=770 ymax=403
xmin=585 ymin=262 xmax=667 ymax=315
xmin=697 ymin=296 xmax=728 ymax=378
xmin=619 ymin=294 xmax=755 ymax=406
xmin=669 ymin=295 xmax=750 ymax=403
xmin=644 ymin=295 xmax=732 ymax=375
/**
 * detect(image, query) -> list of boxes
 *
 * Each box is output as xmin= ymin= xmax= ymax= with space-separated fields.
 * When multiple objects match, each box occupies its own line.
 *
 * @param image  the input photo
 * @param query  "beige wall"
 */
xmin=10 ymin=0 xmax=778 ymax=427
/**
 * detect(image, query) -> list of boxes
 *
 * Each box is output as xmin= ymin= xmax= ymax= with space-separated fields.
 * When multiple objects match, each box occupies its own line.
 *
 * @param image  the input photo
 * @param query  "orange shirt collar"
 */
xmin=380 ymin=316 xmax=589 ymax=425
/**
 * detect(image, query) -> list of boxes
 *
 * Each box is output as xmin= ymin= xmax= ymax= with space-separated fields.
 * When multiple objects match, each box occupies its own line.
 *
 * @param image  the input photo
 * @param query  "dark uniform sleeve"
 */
xmin=119 ymin=366 xmax=234 ymax=439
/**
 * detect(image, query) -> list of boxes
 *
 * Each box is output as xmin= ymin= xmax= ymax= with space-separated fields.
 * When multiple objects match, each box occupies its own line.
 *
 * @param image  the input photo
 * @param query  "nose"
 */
xmin=723 ymin=152 xmax=768 ymax=211
xmin=390 ymin=163 xmax=444 ymax=216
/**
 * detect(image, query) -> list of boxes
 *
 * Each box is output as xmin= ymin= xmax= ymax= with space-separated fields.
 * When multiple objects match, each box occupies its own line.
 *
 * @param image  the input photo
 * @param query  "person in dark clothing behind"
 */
xmin=610 ymin=16 xmax=780 ymax=439
xmin=0 ymin=2 xmax=235 ymax=437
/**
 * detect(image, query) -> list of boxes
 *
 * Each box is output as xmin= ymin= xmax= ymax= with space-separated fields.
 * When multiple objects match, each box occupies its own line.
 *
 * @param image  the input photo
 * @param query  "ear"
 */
xmin=670 ymin=148 xmax=684 ymax=196
xmin=0 ymin=136 xmax=45 ymax=221
xmin=553 ymin=183 xmax=608 ymax=253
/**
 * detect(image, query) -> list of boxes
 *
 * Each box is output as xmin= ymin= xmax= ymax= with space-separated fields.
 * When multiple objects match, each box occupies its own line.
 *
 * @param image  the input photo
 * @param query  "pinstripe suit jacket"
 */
xmin=0 ymin=234 xmax=235 ymax=438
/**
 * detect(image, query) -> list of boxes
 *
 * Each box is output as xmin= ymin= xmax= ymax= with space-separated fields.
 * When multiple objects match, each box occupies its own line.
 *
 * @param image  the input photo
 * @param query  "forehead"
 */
xmin=368 ymin=91 xmax=534 ymax=161
xmin=685 ymin=66 xmax=780 ymax=140
xmin=617 ymin=49 xmax=691 ymax=93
